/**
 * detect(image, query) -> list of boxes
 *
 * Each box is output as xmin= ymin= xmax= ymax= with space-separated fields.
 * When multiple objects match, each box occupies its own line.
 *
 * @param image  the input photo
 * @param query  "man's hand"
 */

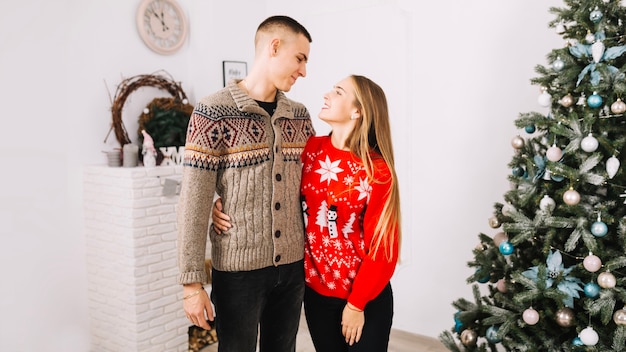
xmin=212 ymin=198 xmax=232 ymax=234
xmin=183 ymin=283 xmax=214 ymax=330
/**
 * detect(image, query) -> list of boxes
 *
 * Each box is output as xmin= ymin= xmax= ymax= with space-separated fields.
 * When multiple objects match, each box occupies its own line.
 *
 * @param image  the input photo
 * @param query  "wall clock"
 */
xmin=136 ymin=0 xmax=188 ymax=55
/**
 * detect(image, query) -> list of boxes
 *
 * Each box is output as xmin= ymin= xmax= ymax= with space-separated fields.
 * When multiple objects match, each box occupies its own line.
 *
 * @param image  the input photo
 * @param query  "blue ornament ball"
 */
xmin=525 ymin=125 xmax=536 ymax=134
xmin=591 ymin=221 xmax=608 ymax=237
xmin=587 ymin=93 xmax=603 ymax=108
xmin=512 ymin=167 xmax=524 ymax=177
xmin=551 ymin=174 xmax=564 ymax=182
xmin=486 ymin=326 xmax=502 ymax=343
xmin=499 ymin=241 xmax=514 ymax=255
xmin=573 ymin=337 xmax=584 ymax=346
xmin=590 ymin=10 xmax=603 ymax=23
xmin=475 ymin=268 xmax=490 ymax=283
xmin=584 ymin=282 xmax=600 ymax=298
xmin=454 ymin=312 xmax=463 ymax=332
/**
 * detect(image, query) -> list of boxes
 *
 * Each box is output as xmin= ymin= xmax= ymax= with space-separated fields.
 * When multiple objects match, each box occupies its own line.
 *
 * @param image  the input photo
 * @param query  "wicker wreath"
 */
xmin=110 ymin=70 xmax=193 ymax=147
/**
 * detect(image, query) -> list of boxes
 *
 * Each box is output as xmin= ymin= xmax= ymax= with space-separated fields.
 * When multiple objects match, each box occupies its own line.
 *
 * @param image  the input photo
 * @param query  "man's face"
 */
xmin=268 ymin=33 xmax=310 ymax=92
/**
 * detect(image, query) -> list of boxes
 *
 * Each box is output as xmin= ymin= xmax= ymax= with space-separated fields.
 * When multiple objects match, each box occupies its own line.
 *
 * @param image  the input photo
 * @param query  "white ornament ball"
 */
xmin=539 ymin=195 xmax=556 ymax=212
xmin=579 ymin=327 xmax=599 ymax=346
xmin=538 ymin=92 xmax=552 ymax=107
xmin=523 ymin=308 xmax=540 ymax=325
xmin=546 ymin=145 xmax=563 ymax=162
xmin=585 ymin=32 xmax=596 ymax=44
xmin=598 ymin=271 xmax=616 ymax=288
xmin=563 ymin=189 xmax=581 ymax=206
xmin=502 ymin=203 xmax=516 ymax=217
xmin=607 ymin=155 xmax=620 ymax=179
xmin=583 ymin=254 xmax=602 ymax=272
xmin=581 ymin=134 xmax=599 ymax=152
xmin=553 ymin=58 xmax=565 ymax=72
xmin=611 ymin=98 xmax=626 ymax=114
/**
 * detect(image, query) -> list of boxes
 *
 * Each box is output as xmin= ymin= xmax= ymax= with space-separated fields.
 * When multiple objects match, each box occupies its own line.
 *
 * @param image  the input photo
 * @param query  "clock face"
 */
xmin=136 ymin=0 xmax=188 ymax=55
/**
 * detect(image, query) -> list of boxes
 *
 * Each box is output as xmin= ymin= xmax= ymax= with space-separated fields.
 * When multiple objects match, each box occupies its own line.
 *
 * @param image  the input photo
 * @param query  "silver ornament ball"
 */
xmin=555 ymin=307 xmax=575 ymax=327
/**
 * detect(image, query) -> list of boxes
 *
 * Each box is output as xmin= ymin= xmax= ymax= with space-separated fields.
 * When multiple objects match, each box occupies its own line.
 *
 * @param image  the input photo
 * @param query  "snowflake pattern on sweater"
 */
xmin=301 ymin=136 xmax=397 ymax=309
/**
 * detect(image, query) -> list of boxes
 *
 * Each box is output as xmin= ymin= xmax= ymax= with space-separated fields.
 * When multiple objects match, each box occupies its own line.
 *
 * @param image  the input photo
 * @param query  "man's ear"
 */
xmin=269 ymin=38 xmax=280 ymax=56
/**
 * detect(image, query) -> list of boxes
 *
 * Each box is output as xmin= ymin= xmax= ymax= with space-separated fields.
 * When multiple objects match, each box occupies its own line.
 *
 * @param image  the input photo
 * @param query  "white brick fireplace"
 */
xmin=83 ymin=165 xmax=189 ymax=352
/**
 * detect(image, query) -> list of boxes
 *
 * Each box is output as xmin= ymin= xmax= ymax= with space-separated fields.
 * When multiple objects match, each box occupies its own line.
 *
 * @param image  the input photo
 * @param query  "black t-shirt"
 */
xmin=256 ymin=100 xmax=277 ymax=116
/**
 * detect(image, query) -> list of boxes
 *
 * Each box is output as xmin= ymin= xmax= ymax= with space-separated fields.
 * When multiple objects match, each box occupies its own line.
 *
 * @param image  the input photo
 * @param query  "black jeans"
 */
xmin=211 ymin=260 xmax=305 ymax=352
xmin=304 ymin=284 xmax=393 ymax=352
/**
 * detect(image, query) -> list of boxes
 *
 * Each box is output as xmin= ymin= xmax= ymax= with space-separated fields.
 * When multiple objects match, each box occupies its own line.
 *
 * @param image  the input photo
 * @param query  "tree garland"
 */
xmin=110 ymin=70 xmax=193 ymax=147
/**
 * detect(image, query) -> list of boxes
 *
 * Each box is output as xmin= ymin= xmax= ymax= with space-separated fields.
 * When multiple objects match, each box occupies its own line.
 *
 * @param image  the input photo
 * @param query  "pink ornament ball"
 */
xmin=583 ymin=254 xmax=602 ymax=272
xmin=523 ymin=308 xmax=539 ymax=325
xmin=493 ymin=232 xmax=508 ymax=247
xmin=546 ymin=145 xmax=563 ymax=162
xmin=496 ymin=279 xmax=507 ymax=293
xmin=563 ymin=189 xmax=581 ymax=206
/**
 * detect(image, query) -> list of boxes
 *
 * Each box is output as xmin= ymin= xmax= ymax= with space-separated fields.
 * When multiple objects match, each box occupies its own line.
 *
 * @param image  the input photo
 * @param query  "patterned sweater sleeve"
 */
xmin=347 ymin=161 xmax=399 ymax=310
xmin=176 ymin=103 xmax=219 ymax=285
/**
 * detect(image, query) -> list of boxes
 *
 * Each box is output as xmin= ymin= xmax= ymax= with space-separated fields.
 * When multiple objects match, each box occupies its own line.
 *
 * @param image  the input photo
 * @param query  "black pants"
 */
xmin=211 ymin=260 xmax=305 ymax=352
xmin=304 ymin=284 xmax=393 ymax=352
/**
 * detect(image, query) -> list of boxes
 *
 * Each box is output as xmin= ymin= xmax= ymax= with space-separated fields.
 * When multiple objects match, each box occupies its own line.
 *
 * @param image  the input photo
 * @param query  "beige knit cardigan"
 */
xmin=177 ymin=80 xmax=315 ymax=285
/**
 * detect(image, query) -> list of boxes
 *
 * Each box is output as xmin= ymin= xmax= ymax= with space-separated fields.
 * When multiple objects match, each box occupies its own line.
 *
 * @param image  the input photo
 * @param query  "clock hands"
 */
xmin=149 ymin=7 xmax=169 ymax=32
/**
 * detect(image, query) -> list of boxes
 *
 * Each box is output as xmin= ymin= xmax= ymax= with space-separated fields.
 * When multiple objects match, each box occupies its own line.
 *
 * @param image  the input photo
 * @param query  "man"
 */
xmin=177 ymin=15 xmax=314 ymax=352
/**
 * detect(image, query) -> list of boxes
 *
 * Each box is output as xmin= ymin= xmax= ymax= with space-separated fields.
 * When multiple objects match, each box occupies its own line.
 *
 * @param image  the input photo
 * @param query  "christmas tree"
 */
xmin=440 ymin=1 xmax=626 ymax=350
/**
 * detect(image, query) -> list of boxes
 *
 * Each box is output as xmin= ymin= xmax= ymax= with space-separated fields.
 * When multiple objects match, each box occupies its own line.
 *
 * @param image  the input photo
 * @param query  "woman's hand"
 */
xmin=212 ymin=198 xmax=232 ymax=234
xmin=341 ymin=302 xmax=365 ymax=346
xmin=183 ymin=283 xmax=214 ymax=330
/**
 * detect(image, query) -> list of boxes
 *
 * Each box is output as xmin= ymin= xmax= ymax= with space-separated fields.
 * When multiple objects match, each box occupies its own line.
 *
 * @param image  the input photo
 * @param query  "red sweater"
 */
xmin=300 ymin=136 xmax=398 ymax=310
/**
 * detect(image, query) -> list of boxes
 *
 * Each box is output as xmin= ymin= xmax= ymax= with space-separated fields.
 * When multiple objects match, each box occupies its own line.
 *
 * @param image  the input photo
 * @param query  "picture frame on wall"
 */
xmin=222 ymin=61 xmax=247 ymax=86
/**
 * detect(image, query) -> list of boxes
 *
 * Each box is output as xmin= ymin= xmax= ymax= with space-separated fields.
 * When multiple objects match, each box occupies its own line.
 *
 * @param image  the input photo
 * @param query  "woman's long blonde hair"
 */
xmin=345 ymin=75 xmax=401 ymax=262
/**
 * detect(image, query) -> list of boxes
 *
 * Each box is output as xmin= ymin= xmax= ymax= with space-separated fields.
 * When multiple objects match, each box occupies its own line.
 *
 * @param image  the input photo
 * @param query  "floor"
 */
xmin=200 ymin=309 xmax=447 ymax=352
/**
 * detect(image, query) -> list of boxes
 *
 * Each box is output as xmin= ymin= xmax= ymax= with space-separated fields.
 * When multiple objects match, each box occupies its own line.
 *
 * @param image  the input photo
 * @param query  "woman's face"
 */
xmin=319 ymin=77 xmax=358 ymax=124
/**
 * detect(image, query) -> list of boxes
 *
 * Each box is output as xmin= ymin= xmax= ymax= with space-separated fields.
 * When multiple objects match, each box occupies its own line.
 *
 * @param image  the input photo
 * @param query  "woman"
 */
xmin=300 ymin=75 xmax=401 ymax=351
xmin=212 ymin=75 xmax=401 ymax=351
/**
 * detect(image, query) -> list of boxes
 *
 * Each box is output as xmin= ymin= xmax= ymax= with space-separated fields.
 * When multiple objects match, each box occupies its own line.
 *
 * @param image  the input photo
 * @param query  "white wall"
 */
xmin=0 ymin=0 xmax=562 ymax=350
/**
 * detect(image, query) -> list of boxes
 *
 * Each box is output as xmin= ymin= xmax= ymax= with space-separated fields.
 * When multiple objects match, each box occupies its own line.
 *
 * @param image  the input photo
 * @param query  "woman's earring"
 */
xmin=350 ymin=113 xmax=358 ymax=120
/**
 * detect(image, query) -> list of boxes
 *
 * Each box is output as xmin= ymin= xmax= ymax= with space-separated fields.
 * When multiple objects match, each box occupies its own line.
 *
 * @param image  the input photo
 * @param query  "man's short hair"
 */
xmin=257 ymin=15 xmax=312 ymax=43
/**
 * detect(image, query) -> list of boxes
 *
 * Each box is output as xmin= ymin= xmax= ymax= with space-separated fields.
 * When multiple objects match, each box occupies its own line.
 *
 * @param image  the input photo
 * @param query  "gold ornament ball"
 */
xmin=511 ymin=135 xmax=525 ymax=149
xmin=555 ymin=307 xmax=575 ymax=327
xmin=488 ymin=216 xmax=501 ymax=228
xmin=611 ymin=98 xmax=626 ymax=114
xmin=614 ymin=308 xmax=626 ymax=325
xmin=560 ymin=93 xmax=575 ymax=108
xmin=598 ymin=271 xmax=616 ymax=288
xmin=460 ymin=329 xmax=477 ymax=347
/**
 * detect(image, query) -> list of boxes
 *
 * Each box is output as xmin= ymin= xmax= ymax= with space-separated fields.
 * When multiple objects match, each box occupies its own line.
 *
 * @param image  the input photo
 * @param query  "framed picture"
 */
xmin=222 ymin=61 xmax=247 ymax=86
